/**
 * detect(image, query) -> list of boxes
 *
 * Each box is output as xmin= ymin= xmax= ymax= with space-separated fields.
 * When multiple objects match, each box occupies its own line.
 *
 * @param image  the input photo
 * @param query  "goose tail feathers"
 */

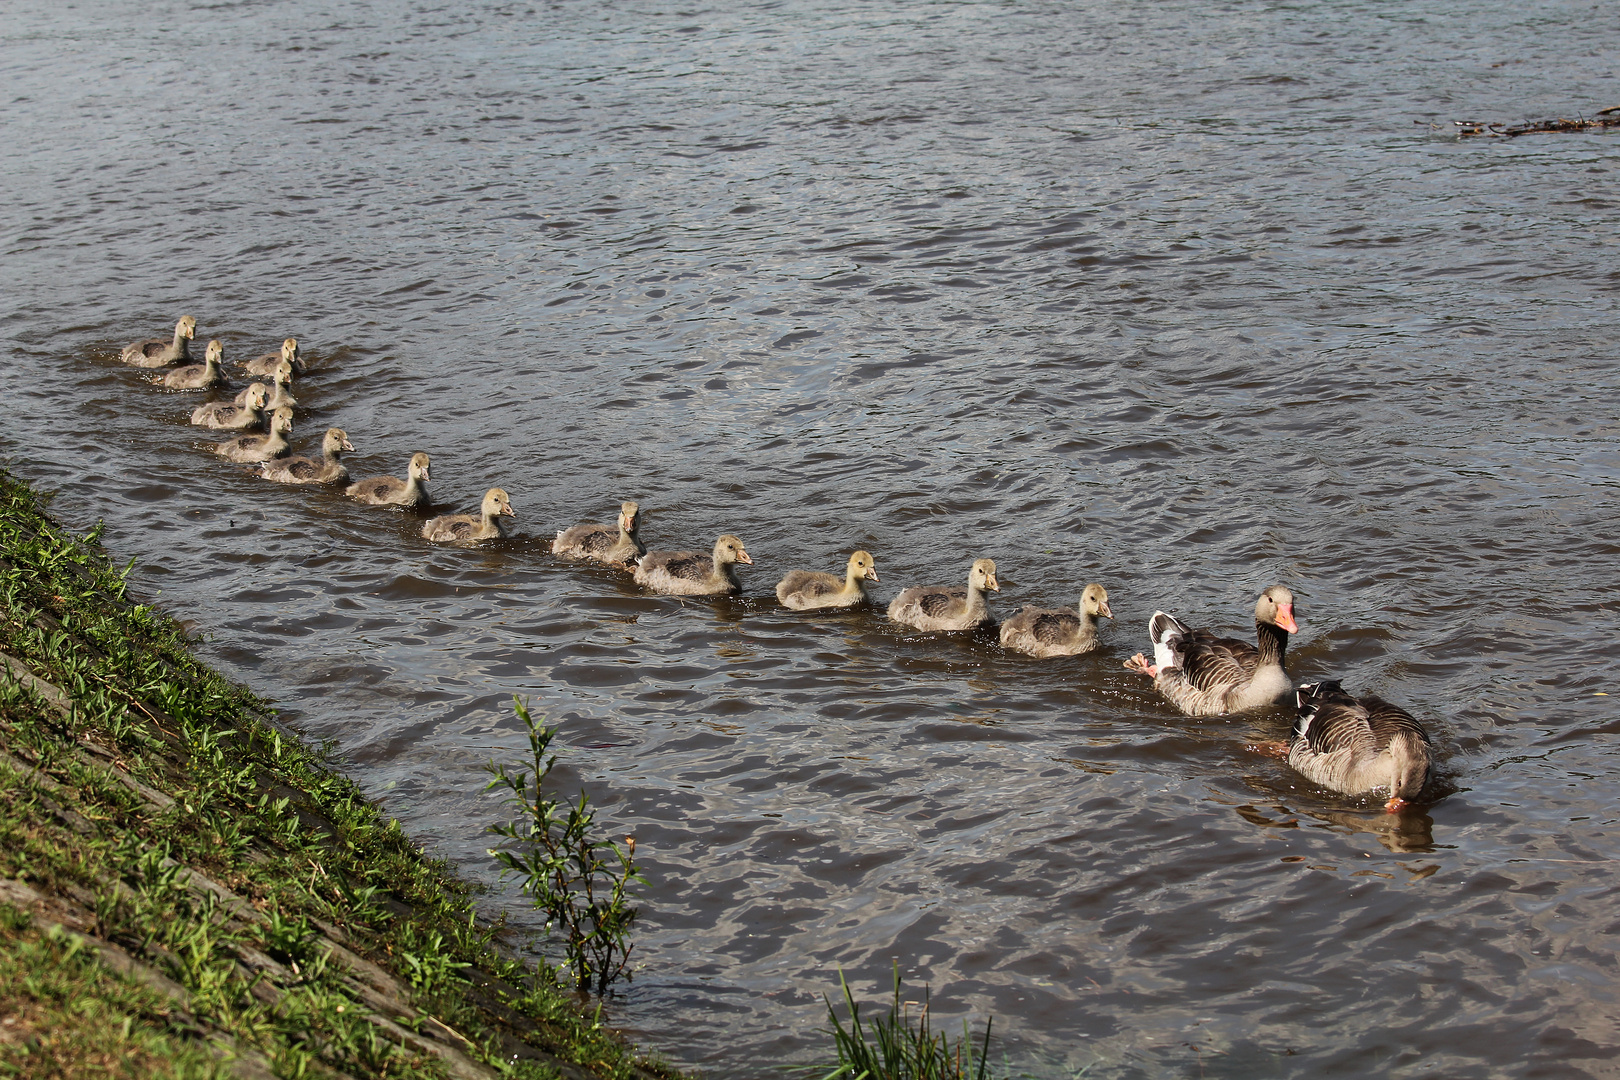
xmin=1147 ymin=611 xmax=1190 ymax=673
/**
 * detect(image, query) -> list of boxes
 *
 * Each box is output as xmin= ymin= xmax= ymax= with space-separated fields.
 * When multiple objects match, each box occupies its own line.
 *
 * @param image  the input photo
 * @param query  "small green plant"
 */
xmin=820 ymin=965 xmax=995 ymax=1080
xmin=486 ymin=698 xmax=643 ymax=996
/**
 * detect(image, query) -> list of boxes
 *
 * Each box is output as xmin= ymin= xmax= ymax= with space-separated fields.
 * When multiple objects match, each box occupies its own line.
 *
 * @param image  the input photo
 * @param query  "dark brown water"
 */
xmin=5 ymin=1 xmax=1620 ymax=1075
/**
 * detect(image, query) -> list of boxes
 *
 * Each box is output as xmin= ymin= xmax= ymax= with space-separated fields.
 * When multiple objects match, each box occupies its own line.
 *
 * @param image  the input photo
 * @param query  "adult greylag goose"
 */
xmin=552 ymin=501 xmax=645 ymax=567
xmin=243 ymin=338 xmax=304 ymax=378
xmin=421 ymin=487 xmax=514 ymax=543
xmin=235 ymin=358 xmax=296 ymax=411
xmin=1289 ymin=680 xmax=1433 ymax=813
xmin=1000 ymin=583 xmax=1112 ymax=658
xmin=122 ymin=316 xmax=195 ymax=367
xmin=634 ymin=534 xmax=752 ymax=596
xmin=776 ymin=550 xmax=878 ymax=610
xmin=192 ymin=383 xmax=267 ymax=430
xmin=213 ymin=407 xmax=294 ymax=463
xmin=260 ymin=428 xmax=354 ymax=485
xmin=346 ymin=452 xmax=431 ymax=507
xmin=1123 ymin=585 xmax=1297 ymax=716
xmin=887 ymin=558 xmax=999 ymax=632
xmin=155 ymin=339 xmax=227 ymax=390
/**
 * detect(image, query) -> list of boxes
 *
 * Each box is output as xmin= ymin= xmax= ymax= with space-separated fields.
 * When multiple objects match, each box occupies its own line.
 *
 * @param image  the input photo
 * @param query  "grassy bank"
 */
xmin=0 ymin=467 xmax=683 ymax=1080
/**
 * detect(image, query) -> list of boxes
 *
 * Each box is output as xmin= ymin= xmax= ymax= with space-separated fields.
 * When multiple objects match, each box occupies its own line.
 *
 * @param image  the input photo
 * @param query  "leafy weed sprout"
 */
xmin=486 ymin=697 xmax=644 ymax=997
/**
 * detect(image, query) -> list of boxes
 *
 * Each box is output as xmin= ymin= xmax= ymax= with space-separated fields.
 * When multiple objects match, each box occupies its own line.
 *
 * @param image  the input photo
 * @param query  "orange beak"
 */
xmin=1275 ymin=604 xmax=1298 ymax=634
xmin=737 ymin=550 xmax=753 ymax=565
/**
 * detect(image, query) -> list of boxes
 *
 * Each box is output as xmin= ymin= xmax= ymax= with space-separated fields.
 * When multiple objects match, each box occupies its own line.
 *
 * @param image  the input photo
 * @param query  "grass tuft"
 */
xmin=821 ymin=965 xmax=996 ymax=1080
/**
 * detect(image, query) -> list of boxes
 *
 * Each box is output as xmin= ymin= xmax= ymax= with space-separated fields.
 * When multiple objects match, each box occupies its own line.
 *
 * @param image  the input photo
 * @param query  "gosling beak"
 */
xmin=866 ymin=567 xmax=880 ymax=582
xmin=341 ymin=438 xmax=355 ymax=452
xmin=736 ymin=549 xmax=753 ymax=565
xmin=1275 ymin=604 xmax=1299 ymax=634
xmin=1384 ymin=796 xmax=1410 ymax=814
xmin=421 ymin=469 xmax=431 ymax=482
xmin=1100 ymin=601 xmax=1113 ymax=619
xmin=503 ymin=504 xmax=516 ymax=518
xmin=987 ymin=576 xmax=1000 ymax=592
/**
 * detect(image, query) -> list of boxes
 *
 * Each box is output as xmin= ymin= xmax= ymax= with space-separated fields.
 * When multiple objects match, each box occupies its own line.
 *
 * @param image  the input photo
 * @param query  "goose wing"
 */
xmin=780 ymin=570 xmax=837 ymax=598
xmin=1031 ymin=611 xmax=1080 ymax=644
xmin=1294 ymin=681 xmax=1377 ymax=757
xmin=1177 ymin=629 xmax=1259 ymax=692
xmin=918 ymin=587 xmax=966 ymax=619
xmin=360 ymin=477 xmax=402 ymax=499
xmin=1361 ymin=695 xmax=1432 ymax=752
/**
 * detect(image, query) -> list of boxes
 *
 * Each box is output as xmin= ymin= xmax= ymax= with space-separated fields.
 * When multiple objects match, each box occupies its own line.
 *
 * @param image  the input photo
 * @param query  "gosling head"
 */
xmin=178 ymin=315 xmax=197 ymax=339
xmin=1081 ymin=583 xmax=1111 ymax=619
xmin=970 ymin=558 xmax=999 ymax=593
xmin=850 ymin=550 xmax=878 ymax=583
xmin=483 ymin=488 xmax=515 ymax=519
xmin=715 ymin=534 xmax=752 ymax=566
xmin=408 ymin=452 xmax=431 ymax=483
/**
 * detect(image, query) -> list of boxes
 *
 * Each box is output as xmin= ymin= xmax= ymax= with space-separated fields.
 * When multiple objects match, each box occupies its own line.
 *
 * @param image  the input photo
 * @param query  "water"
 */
xmin=4 ymin=0 xmax=1619 ymax=1075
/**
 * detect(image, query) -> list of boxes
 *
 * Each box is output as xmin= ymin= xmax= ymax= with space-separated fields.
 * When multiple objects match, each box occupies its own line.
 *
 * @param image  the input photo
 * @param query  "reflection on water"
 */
xmin=3 ymin=0 xmax=1620 ymax=1076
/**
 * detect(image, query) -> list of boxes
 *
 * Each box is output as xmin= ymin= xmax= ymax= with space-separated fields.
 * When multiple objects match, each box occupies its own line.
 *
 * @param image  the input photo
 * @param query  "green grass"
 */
xmin=820 ymin=967 xmax=997 ymax=1080
xmin=0 ymin=906 xmax=229 ymax=1079
xmin=0 ymin=467 xmax=681 ymax=1080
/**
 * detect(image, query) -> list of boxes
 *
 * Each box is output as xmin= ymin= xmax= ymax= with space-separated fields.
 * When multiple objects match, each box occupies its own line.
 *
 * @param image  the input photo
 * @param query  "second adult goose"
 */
xmin=346 ymin=452 xmax=431 ymax=507
xmin=421 ymin=488 xmax=514 ymax=543
xmin=552 ymin=501 xmax=644 ymax=567
xmin=1289 ymin=680 xmax=1433 ymax=813
xmin=235 ymin=358 xmax=296 ymax=411
xmin=243 ymin=338 xmax=303 ymax=378
xmin=192 ymin=384 xmax=267 ymax=430
xmin=776 ymin=550 xmax=878 ymax=610
xmin=1000 ymin=583 xmax=1112 ymax=658
xmin=634 ymin=534 xmax=752 ymax=596
xmin=213 ymin=407 xmax=294 ymax=463
xmin=887 ymin=558 xmax=999 ymax=632
xmin=1123 ymin=585 xmax=1298 ymax=716
xmin=122 ymin=316 xmax=195 ymax=367
xmin=260 ymin=428 xmax=354 ymax=485
xmin=155 ymin=339 xmax=227 ymax=390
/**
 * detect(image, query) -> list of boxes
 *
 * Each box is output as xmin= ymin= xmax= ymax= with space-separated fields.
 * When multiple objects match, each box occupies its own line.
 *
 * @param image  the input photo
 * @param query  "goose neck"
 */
xmin=1256 ymin=620 xmax=1289 ymax=667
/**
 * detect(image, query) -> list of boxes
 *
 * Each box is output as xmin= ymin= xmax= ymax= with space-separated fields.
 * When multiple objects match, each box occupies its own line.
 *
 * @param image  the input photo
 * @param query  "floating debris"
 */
xmin=1436 ymin=105 xmax=1620 ymax=137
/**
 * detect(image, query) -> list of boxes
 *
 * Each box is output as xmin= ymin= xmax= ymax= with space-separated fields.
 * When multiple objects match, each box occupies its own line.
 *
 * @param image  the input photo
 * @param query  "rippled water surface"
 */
xmin=4 ymin=0 xmax=1620 ymax=1075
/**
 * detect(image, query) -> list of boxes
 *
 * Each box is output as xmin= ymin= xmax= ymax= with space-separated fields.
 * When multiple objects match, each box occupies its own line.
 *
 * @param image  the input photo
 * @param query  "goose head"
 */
xmin=408 ymin=452 xmax=431 ymax=483
xmin=1256 ymin=585 xmax=1298 ymax=633
xmin=268 ymin=407 xmax=294 ymax=437
xmin=270 ymin=358 xmax=295 ymax=387
xmin=243 ymin=383 xmax=269 ymax=410
xmin=1081 ymin=582 xmax=1111 ymax=619
xmin=178 ymin=315 xmax=197 ymax=340
xmin=204 ymin=339 xmax=223 ymax=365
xmin=281 ymin=338 xmax=299 ymax=365
xmin=970 ymin=558 xmax=999 ymax=593
xmin=322 ymin=428 xmax=355 ymax=457
xmin=482 ymin=488 xmax=515 ymax=520
xmin=713 ymin=534 xmax=752 ymax=566
xmin=848 ymin=550 xmax=879 ymax=583
xmin=619 ymin=500 xmax=641 ymax=534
